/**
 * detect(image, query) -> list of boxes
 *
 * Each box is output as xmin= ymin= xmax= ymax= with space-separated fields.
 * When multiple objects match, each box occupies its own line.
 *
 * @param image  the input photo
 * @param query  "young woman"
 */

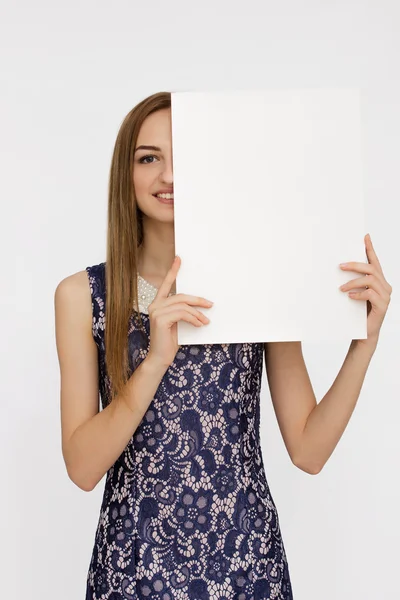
xmin=55 ymin=91 xmax=392 ymax=600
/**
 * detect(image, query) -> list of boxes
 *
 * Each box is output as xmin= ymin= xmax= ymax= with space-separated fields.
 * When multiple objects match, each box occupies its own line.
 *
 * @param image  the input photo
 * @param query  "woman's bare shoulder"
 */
xmin=54 ymin=268 xmax=100 ymax=471
xmin=54 ymin=268 xmax=93 ymax=330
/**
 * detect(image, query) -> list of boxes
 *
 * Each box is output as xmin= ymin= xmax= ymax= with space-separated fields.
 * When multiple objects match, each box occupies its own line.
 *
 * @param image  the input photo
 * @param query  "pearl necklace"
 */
xmin=136 ymin=274 xmax=175 ymax=314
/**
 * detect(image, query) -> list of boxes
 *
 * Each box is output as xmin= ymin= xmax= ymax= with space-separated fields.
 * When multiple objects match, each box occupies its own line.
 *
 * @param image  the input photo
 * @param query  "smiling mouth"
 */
xmin=152 ymin=194 xmax=174 ymax=205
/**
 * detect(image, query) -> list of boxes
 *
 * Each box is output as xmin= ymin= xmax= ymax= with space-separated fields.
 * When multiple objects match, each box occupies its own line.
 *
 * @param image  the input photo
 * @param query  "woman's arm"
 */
xmin=64 ymin=358 xmax=166 ymax=492
xmin=55 ymin=273 xmax=167 ymax=492
xmin=265 ymin=234 xmax=391 ymax=474
xmin=296 ymin=339 xmax=376 ymax=474
xmin=264 ymin=338 xmax=377 ymax=475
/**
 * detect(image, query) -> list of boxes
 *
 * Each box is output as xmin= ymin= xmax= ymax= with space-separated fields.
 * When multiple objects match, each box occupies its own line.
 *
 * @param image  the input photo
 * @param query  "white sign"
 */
xmin=171 ymin=89 xmax=367 ymax=345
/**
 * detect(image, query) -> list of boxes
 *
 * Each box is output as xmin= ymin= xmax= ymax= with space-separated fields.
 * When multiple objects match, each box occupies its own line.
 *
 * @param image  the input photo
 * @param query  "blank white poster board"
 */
xmin=171 ymin=89 xmax=367 ymax=345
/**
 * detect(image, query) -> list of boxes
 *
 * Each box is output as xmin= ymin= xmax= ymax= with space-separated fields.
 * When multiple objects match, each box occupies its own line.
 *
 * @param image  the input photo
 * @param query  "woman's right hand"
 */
xmin=146 ymin=256 xmax=213 ymax=371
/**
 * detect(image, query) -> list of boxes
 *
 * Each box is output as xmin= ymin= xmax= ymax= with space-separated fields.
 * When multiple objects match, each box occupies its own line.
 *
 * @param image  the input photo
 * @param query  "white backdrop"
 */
xmin=2 ymin=1 xmax=399 ymax=598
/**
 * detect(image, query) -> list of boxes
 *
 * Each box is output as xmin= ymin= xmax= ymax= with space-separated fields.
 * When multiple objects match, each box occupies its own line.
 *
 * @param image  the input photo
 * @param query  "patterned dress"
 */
xmin=84 ymin=262 xmax=293 ymax=600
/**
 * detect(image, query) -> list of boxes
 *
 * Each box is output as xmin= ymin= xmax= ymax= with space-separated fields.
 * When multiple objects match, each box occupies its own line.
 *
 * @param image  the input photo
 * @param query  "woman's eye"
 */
xmin=139 ymin=154 xmax=158 ymax=164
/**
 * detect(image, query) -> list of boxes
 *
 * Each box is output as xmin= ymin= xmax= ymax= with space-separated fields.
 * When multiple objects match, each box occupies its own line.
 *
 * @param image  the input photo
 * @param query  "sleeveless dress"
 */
xmin=84 ymin=262 xmax=294 ymax=600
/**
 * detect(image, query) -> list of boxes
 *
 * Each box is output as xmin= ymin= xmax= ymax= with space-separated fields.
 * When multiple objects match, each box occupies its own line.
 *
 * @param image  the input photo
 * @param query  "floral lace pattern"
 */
xmin=84 ymin=262 xmax=293 ymax=600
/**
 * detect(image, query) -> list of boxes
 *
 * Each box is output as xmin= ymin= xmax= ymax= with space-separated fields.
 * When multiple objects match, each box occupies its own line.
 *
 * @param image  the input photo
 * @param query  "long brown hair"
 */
xmin=105 ymin=91 xmax=171 ymax=402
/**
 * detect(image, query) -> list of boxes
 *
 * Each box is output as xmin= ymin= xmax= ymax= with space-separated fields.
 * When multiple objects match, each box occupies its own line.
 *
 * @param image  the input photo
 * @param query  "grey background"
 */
xmin=1 ymin=1 xmax=398 ymax=598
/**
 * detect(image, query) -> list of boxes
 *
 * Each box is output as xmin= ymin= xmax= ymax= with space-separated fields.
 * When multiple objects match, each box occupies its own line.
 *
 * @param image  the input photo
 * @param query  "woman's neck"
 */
xmin=138 ymin=221 xmax=175 ymax=289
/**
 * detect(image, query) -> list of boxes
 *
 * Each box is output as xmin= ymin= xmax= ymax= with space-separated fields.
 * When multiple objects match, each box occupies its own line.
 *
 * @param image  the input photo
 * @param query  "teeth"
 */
xmin=156 ymin=193 xmax=174 ymax=199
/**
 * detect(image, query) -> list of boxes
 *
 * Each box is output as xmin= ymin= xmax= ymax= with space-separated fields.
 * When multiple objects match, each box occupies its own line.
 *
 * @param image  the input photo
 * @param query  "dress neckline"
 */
xmin=136 ymin=273 xmax=174 ymax=314
xmin=138 ymin=273 xmax=158 ymax=291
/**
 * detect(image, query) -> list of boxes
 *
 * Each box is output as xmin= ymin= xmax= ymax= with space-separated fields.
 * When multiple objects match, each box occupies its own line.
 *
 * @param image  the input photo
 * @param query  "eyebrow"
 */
xmin=134 ymin=145 xmax=162 ymax=153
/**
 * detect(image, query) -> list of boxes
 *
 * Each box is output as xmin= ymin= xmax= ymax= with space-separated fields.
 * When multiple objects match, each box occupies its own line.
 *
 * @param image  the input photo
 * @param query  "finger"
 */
xmin=340 ymin=261 xmax=373 ymax=275
xmin=160 ymin=293 xmax=213 ymax=309
xmin=163 ymin=303 xmax=210 ymax=324
xmin=348 ymin=287 xmax=388 ymax=310
xmin=153 ymin=303 xmax=210 ymax=324
xmin=365 ymin=234 xmax=389 ymax=290
xmin=340 ymin=275 xmax=385 ymax=295
xmin=156 ymin=256 xmax=181 ymax=300
xmin=365 ymin=233 xmax=384 ymax=273
xmin=157 ymin=308 xmax=206 ymax=328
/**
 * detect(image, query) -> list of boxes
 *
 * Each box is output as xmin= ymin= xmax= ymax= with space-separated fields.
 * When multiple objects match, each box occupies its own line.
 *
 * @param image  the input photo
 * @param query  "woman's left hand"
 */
xmin=339 ymin=233 xmax=392 ymax=346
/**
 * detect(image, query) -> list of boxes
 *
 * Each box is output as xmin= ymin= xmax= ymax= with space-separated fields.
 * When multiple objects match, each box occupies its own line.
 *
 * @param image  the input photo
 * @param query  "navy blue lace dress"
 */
xmin=84 ymin=262 xmax=293 ymax=600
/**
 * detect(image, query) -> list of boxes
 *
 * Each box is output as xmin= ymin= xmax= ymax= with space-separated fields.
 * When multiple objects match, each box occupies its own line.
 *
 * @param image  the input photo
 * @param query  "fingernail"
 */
xmin=340 ymin=263 xmax=348 ymax=268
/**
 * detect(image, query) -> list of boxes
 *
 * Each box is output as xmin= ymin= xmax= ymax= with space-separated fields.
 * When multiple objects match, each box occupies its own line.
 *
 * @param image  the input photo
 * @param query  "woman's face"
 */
xmin=133 ymin=107 xmax=174 ymax=224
